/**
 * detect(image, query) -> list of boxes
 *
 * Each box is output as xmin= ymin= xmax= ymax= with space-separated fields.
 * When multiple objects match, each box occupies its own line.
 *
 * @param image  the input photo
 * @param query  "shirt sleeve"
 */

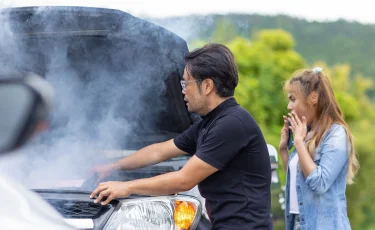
xmin=195 ymin=115 xmax=249 ymax=170
xmin=173 ymin=122 xmax=200 ymax=155
xmin=305 ymin=125 xmax=349 ymax=195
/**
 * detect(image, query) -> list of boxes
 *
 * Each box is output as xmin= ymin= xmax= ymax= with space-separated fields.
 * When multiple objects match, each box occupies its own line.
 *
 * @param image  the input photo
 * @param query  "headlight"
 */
xmin=103 ymin=195 xmax=201 ymax=230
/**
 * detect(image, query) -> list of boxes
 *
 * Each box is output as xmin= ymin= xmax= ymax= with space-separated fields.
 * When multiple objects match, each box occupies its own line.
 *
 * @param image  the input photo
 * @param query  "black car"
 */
xmin=0 ymin=6 xmax=283 ymax=230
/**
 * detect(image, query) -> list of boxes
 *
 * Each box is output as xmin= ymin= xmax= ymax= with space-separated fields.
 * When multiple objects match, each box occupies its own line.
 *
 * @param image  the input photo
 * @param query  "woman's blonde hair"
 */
xmin=284 ymin=68 xmax=359 ymax=184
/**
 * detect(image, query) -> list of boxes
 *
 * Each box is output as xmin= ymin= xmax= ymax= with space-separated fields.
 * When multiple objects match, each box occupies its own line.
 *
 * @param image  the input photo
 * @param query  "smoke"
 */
xmin=148 ymin=15 xmax=215 ymax=46
xmin=0 ymin=6 xmax=188 ymax=188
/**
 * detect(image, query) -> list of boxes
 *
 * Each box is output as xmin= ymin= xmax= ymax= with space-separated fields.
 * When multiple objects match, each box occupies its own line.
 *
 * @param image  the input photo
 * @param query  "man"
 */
xmin=90 ymin=43 xmax=272 ymax=229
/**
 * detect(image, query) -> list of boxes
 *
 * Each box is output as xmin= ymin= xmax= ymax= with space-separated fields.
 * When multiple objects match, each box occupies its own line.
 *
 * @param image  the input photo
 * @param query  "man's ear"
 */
xmin=310 ymin=91 xmax=318 ymax=105
xmin=203 ymin=78 xmax=215 ymax=95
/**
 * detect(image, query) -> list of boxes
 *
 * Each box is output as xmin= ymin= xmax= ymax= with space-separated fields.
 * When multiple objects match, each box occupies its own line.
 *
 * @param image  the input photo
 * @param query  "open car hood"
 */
xmin=0 ymin=6 xmax=197 ymax=149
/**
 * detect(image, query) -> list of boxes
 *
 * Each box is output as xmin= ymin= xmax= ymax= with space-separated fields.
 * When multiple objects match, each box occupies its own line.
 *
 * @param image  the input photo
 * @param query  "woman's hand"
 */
xmin=288 ymin=111 xmax=307 ymax=144
xmin=279 ymin=115 xmax=291 ymax=151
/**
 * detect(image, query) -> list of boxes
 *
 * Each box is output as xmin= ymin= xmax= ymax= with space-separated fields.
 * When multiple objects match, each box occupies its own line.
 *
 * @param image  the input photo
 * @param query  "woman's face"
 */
xmin=287 ymin=90 xmax=315 ymax=126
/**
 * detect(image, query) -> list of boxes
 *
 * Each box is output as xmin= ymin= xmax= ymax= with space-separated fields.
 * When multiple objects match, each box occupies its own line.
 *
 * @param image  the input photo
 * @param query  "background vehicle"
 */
xmin=0 ymin=6 xmax=283 ymax=229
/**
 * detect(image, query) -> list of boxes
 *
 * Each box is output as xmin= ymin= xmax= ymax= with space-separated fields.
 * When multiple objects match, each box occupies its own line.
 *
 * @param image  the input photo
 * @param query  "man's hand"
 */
xmin=90 ymin=181 xmax=131 ymax=205
xmin=90 ymin=163 xmax=117 ymax=183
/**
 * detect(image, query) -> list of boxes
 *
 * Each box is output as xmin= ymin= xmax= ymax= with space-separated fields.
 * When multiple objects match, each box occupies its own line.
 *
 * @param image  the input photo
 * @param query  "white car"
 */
xmin=0 ymin=75 xmax=75 ymax=230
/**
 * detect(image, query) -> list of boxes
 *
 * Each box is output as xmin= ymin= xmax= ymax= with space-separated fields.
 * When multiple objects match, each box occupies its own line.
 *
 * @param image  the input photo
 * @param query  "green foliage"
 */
xmin=347 ymin=121 xmax=375 ymax=229
xmin=254 ymin=29 xmax=295 ymax=51
xmin=211 ymin=18 xmax=238 ymax=43
xmin=189 ymin=40 xmax=208 ymax=50
xmin=226 ymin=32 xmax=304 ymax=130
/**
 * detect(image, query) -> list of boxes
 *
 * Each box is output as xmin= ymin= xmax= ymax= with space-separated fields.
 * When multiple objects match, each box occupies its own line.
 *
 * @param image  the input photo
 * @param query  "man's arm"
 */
xmin=114 ymin=139 xmax=187 ymax=170
xmin=128 ymin=155 xmax=218 ymax=195
xmin=91 ymin=155 xmax=218 ymax=204
xmin=92 ymin=139 xmax=187 ymax=182
xmin=93 ymin=121 xmax=199 ymax=181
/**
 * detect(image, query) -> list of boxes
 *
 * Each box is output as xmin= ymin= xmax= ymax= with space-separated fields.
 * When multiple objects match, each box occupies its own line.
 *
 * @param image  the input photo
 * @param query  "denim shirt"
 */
xmin=285 ymin=124 xmax=352 ymax=230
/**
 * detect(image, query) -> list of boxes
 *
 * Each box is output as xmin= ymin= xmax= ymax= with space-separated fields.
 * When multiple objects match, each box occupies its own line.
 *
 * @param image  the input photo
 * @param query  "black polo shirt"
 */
xmin=174 ymin=98 xmax=272 ymax=230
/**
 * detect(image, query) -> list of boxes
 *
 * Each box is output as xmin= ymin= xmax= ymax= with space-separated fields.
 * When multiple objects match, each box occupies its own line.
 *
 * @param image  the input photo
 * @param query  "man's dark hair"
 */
xmin=184 ymin=43 xmax=238 ymax=97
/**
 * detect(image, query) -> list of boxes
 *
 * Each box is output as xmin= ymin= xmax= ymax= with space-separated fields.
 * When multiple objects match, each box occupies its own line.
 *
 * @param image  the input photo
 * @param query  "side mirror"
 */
xmin=267 ymin=144 xmax=278 ymax=170
xmin=0 ymin=74 xmax=54 ymax=154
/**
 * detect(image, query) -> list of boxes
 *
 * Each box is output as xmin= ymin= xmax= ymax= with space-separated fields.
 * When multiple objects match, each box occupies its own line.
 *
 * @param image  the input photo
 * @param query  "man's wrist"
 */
xmin=111 ymin=161 xmax=120 ymax=171
xmin=126 ymin=181 xmax=134 ymax=195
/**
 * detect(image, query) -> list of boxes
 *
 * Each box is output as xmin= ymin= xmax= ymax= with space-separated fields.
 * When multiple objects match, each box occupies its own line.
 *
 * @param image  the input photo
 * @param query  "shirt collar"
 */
xmin=201 ymin=97 xmax=237 ymax=119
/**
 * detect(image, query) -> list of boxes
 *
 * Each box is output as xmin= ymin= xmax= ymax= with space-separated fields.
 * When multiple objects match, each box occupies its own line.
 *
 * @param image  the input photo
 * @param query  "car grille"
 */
xmin=47 ymin=199 xmax=105 ymax=218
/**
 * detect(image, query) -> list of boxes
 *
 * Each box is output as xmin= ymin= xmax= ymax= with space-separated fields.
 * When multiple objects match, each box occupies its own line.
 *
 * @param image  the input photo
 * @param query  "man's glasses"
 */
xmin=180 ymin=79 xmax=200 ymax=90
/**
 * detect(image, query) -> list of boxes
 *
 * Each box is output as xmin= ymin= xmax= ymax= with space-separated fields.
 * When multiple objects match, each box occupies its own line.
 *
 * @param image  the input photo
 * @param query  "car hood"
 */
xmin=0 ymin=6 xmax=196 ymax=148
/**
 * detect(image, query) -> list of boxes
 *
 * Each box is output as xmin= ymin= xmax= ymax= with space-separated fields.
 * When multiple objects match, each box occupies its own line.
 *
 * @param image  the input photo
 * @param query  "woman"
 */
xmin=279 ymin=67 xmax=359 ymax=230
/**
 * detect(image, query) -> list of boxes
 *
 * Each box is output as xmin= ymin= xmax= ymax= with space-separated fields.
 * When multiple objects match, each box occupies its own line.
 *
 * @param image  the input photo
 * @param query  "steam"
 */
xmin=0 ymin=6 xmax=187 ymax=188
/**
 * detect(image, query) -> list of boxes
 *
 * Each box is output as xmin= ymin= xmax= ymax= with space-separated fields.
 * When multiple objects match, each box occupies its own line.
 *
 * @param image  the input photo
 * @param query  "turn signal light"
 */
xmin=174 ymin=200 xmax=196 ymax=229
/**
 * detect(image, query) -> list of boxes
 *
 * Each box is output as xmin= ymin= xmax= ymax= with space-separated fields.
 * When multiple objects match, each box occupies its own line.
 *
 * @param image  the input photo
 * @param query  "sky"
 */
xmin=0 ymin=0 xmax=374 ymax=24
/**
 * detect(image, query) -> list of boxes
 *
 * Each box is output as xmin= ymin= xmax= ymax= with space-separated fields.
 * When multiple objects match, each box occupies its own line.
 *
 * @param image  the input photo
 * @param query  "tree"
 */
xmin=211 ymin=17 xmax=237 ymax=43
xmin=227 ymin=30 xmax=304 ymax=130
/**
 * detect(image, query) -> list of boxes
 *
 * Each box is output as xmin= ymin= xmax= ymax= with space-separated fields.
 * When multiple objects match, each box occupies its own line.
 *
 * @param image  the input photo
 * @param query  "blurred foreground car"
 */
xmin=0 ymin=6 xmax=283 ymax=229
xmin=0 ymin=74 xmax=74 ymax=229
